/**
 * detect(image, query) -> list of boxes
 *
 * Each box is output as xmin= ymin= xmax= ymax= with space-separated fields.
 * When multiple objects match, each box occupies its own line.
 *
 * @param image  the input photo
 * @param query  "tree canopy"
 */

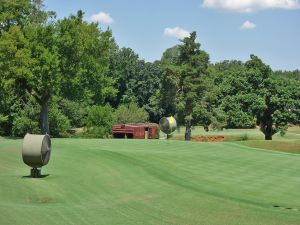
xmin=214 ymin=55 xmax=300 ymax=140
xmin=0 ymin=0 xmax=299 ymax=139
xmin=160 ymin=32 xmax=212 ymax=140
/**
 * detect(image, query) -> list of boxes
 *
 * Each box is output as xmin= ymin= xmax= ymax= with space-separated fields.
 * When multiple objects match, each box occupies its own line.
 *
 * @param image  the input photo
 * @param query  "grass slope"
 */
xmin=0 ymin=138 xmax=300 ymax=225
xmin=241 ymin=140 xmax=300 ymax=154
xmin=170 ymin=126 xmax=300 ymax=153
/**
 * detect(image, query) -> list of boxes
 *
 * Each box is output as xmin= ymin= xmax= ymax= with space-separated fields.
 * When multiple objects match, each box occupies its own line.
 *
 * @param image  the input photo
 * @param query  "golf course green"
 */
xmin=0 ymin=136 xmax=300 ymax=225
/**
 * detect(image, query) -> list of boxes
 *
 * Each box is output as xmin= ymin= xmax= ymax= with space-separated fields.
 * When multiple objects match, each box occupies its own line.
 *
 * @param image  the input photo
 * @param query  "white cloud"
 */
xmin=90 ymin=12 xmax=113 ymax=24
xmin=202 ymin=0 xmax=300 ymax=12
xmin=164 ymin=27 xmax=190 ymax=39
xmin=240 ymin=20 xmax=256 ymax=29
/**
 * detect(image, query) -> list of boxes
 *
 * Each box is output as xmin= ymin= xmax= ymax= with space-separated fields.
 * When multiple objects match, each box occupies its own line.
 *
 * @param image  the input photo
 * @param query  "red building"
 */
xmin=112 ymin=123 xmax=157 ymax=139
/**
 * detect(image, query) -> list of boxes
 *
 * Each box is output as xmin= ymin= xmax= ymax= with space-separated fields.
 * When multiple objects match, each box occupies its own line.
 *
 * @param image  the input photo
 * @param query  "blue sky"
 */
xmin=44 ymin=0 xmax=300 ymax=70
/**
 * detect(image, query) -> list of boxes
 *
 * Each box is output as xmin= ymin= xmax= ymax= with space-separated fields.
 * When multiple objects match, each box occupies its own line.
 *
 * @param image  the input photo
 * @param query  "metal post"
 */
xmin=30 ymin=168 xmax=41 ymax=178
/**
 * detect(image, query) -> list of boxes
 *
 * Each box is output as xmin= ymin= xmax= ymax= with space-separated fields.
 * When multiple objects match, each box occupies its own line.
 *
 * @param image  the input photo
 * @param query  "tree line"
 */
xmin=0 ymin=0 xmax=299 ymax=140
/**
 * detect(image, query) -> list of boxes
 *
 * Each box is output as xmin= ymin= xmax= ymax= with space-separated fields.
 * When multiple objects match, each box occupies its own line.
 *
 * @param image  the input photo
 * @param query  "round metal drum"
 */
xmin=159 ymin=116 xmax=177 ymax=134
xmin=22 ymin=134 xmax=51 ymax=168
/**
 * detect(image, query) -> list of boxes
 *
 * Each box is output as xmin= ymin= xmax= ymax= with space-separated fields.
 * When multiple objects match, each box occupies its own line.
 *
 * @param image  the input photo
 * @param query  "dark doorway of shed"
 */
xmin=113 ymin=133 xmax=125 ymax=138
xmin=126 ymin=133 xmax=133 ymax=139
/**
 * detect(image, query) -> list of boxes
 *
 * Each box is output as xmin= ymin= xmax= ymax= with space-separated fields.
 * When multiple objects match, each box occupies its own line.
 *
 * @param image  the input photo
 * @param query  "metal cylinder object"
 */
xmin=22 ymin=134 xmax=51 ymax=169
xmin=159 ymin=116 xmax=177 ymax=135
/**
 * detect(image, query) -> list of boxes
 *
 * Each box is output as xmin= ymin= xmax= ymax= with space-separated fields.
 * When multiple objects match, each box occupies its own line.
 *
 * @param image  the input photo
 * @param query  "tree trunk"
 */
xmin=40 ymin=100 xmax=50 ymax=135
xmin=185 ymin=124 xmax=191 ymax=141
xmin=260 ymin=120 xmax=273 ymax=140
xmin=264 ymin=122 xmax=273 ymax=140
xmin=265 ymin=132 xmax=272 ymax=140
xmin=262 ymin=96 xmax=274 ymax=140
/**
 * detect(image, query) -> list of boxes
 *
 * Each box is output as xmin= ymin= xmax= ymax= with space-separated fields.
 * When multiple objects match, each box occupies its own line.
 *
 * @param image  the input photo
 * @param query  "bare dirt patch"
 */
xmin=192 ymin=136 xmax=224 ymax=142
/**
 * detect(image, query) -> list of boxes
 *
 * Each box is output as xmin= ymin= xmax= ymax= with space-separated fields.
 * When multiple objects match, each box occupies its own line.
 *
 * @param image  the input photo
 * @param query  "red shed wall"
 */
xmin=112 ymin=124 xmax=157 ymax=139
xmin=132 ymin=126 xmax=145 ymax=139
xmin=147 ymin=125 xmax=157 ymax=139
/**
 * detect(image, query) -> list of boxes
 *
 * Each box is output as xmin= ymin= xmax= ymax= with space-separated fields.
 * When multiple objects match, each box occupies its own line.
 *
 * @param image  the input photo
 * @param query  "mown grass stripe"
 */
xmin=1 ymin=138 xmax=300 ymax=225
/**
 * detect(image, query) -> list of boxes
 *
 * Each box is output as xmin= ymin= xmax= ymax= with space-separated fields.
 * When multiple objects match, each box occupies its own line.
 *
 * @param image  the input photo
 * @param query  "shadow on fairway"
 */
xmin=21 ymin=174 xmax=50 ymax=179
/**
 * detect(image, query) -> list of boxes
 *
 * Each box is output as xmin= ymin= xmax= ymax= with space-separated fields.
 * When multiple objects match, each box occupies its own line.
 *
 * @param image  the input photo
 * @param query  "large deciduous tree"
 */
xmin=244 ymin=55 xmax=300 ymax=140
xmin=57 ymin=11 xmax=117 ymax=105
xmin=0 ymin=0 xmax=58 ymax=134
xmin=215 ymin=55 xmax=300 ymax=140
xmin=0 ymin=23 xmax=60 ymax=134
xmin=0 ymin=6 xmax=116 ymax=135
xmin=245 ymin=56 xmax=300 ymax=139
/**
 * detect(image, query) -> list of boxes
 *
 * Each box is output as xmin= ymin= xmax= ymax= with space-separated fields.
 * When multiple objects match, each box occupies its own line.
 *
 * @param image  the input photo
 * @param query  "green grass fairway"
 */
xmin=1 ymin=138 xmax=300 ymax=225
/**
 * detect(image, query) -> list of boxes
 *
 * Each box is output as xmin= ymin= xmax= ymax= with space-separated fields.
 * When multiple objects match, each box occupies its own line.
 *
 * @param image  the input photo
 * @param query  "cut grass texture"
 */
xmin=0 ymin=138 xmax=300 ymax=225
